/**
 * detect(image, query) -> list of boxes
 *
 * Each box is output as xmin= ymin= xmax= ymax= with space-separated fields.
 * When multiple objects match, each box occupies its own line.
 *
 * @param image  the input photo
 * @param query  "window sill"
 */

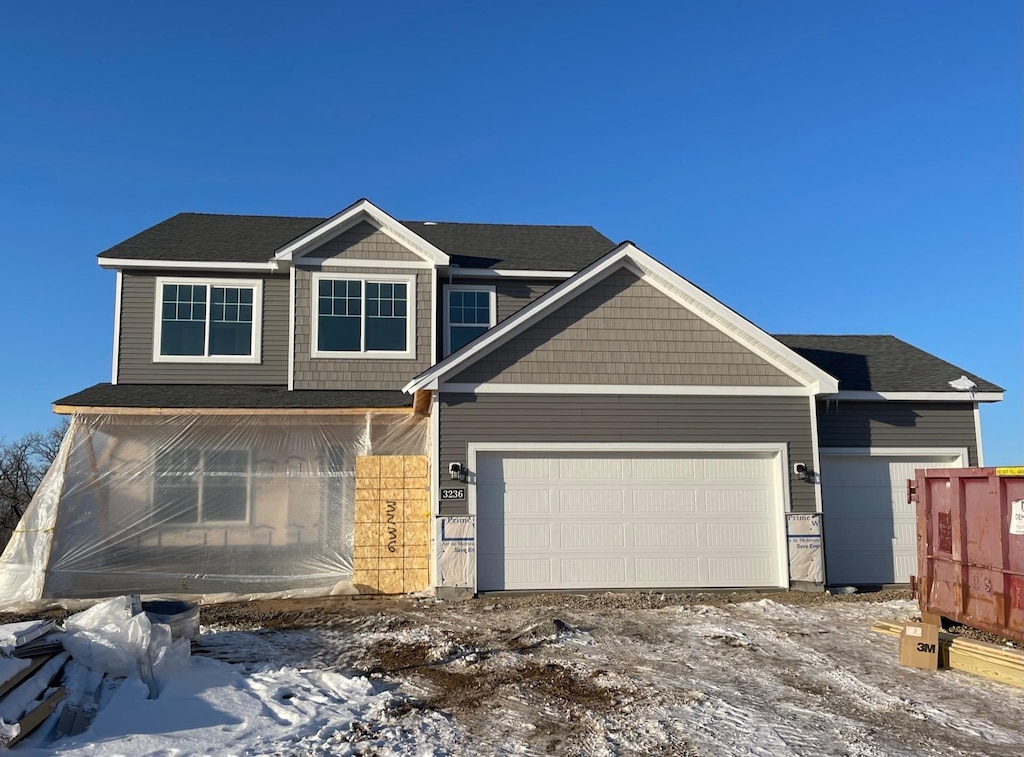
xmin=153 ymin=354 xmax=261 ymax=364
xmin=310 ymin=350 xmax=417 ymax=360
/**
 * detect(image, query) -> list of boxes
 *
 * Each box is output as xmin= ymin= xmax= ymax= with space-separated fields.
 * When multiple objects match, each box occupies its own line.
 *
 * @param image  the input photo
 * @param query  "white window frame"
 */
xmin=152 ymin=447 xmax=253 ymax=526
xmin=311 ymin=272 xmax=417 ymax=359
xmin=443 ymin=284 xmax=496 ymax=357
xmin=153 ymin=277 xmax=263 ymax=364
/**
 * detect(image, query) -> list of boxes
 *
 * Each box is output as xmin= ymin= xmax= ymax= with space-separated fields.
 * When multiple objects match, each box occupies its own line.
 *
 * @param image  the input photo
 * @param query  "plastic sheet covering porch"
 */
xmin=0 ymin=410 xmax=428 ymax=611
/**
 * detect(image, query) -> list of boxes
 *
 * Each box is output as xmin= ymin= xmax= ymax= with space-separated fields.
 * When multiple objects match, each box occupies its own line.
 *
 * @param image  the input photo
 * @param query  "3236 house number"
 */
xmin=440 ymin=489 xmax=466 ymax=500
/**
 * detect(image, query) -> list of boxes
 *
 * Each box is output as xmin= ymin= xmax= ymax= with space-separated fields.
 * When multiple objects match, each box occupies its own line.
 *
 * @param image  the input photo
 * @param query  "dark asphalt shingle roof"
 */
xmin=54 ymin=384 xmax=411 ymax=410
xmin=97 ymin=213 xmax=616 ymax=271
xmin=773 ymin=335 xmax=1004 ymax=394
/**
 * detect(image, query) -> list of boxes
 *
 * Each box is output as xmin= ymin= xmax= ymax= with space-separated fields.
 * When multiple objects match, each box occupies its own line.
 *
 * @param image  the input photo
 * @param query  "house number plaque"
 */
xmin=440 ymin=489 xmax=466 ymax=500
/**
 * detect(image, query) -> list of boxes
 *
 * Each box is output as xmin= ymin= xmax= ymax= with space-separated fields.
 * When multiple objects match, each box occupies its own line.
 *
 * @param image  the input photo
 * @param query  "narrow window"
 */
xmin=446 ymin=287 xmax=494 ymax=355
xmin=318 ymin=279 xmax=362 ymax=351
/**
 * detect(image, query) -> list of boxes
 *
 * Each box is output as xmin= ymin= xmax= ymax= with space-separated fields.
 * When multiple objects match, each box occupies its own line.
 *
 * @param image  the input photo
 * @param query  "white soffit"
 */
xmin=404 ymin=242 xmax=840 ymax=394
xmin=273 ymin=198 xmax=450 ymax=266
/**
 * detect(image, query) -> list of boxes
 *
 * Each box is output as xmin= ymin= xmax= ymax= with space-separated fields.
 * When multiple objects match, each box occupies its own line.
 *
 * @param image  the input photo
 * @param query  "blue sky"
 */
xmin=1 ymin=2 xmax=1020 ymax=462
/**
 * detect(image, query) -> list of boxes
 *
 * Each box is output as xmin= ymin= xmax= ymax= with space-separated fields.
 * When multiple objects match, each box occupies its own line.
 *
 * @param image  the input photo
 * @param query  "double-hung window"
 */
xmin=155 ymin=278 xmax=262 ymax=363
xmin=312 ymin=273 xmax=415 ymax=358
xmin=444 ymin=285 xmax=496 ymax=355
xmin=153 ymin=448 xmax=251 ymax=524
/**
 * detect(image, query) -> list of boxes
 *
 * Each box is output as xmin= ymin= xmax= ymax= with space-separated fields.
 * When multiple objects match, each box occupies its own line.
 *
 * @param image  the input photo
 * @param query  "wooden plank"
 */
xmin=948 ymin=647 xmax=1024 ymax=688
xmin=4 ymin=687 xmax=67 ymax=747
xmin=0 ymin=655 xmax=54 ymax=700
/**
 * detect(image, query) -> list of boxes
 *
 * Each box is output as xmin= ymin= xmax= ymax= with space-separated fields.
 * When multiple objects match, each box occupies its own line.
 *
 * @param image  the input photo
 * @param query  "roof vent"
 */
xmin=422 ymin=222 xmax=438 ymax=226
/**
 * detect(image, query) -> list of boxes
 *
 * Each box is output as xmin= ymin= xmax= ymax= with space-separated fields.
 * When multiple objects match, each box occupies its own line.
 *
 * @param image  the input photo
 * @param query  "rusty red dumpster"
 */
xmin=909 ymin=466 xmax=1024 ymax=643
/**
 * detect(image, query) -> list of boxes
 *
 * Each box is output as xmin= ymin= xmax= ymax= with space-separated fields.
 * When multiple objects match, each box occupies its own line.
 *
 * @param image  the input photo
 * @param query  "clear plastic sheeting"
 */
xmin=0 ymin=411 xmax=428 ymax=611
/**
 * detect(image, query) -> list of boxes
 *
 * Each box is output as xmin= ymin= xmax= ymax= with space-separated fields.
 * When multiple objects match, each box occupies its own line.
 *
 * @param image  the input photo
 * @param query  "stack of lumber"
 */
xmin=0 ymin=620 xmax=70 ymax=747
xmin=871 ymin=619 xmax=1024 ymax=688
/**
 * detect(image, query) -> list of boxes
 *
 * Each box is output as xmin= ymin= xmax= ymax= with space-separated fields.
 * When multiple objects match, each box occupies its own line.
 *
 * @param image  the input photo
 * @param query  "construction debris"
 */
xmin=872 ymin=618 xmax=1024 ymax=688
xmin=0 ymin=595 xmax=196 ymax=749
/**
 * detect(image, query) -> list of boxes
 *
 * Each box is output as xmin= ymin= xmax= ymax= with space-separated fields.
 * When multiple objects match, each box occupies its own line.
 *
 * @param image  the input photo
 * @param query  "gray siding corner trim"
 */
xmin=118 ymin=271 xmax=289 ymax=385
xmin=449 ymin=268 xmax=801 ymax=387
xmin=293 ymin=265 xmax=432 ymax=390
xmin=816 ymin=400 xmax=980 ymax=465
xmin=436 ymin=393 xmax=816 ymax=516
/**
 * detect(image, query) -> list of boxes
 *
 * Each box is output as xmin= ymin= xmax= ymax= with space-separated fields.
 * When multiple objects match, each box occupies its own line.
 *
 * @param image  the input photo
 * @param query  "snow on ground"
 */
xmin=11 ymin=597 xmax=1024 ymax=756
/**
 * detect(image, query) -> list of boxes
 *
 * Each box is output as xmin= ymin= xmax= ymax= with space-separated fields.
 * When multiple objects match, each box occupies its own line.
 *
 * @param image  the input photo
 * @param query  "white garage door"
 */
xmin=475 ymin=450 xmax=786 ymax=591
xmin=820 ymin=451 xmax=966 ymax=586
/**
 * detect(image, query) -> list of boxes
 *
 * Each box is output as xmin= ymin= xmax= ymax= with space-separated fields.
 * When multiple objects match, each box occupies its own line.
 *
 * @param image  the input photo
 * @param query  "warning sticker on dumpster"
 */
xmin=1010 ymin=500 xmax=1024 ymax=536
xmin=997 ymin=467 xmax=1024 ymax=477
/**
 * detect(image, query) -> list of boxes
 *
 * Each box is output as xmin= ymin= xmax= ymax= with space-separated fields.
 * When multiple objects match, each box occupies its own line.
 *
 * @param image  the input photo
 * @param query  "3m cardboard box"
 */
xmin=899 ymin=622 xmax=940 ymax=670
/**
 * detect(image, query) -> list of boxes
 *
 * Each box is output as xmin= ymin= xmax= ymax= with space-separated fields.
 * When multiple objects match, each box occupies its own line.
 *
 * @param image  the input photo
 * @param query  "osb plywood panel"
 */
xmin=352 ymin=455 xmax=430 ymax=594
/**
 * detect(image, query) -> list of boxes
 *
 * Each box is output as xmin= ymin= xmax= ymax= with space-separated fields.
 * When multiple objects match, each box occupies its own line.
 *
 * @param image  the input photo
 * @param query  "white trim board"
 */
xmin=465 ymin=441 xmax=792 ymax=592
xmin=818 ymin=447 xmax=969 ymax=463
xmin=99 ymin=258 xmax=280 ymax=272
xmin=448 ymin=268 xmax=576 ymax=279
xmin=439 ymin=383 xmax=814 ymax=396
xmin=111 ymin=270 xmax=123 ymax=385
xmin=274 ymin=199 xmax=449 ymax=266
xmin=808 ymin=394 xmax=823 ymax=513
xmin=405 ymin=243 xmax=840 ymax=395
xmin=825 ymin=390 xmax=1004 ymax=402
xmin=974 ymin=403 xmax=984 ymax=467
xmin=287 ymin=266 xmax=296 ymax=391
xmin=297 ymin=258 xmax=434 ymax=270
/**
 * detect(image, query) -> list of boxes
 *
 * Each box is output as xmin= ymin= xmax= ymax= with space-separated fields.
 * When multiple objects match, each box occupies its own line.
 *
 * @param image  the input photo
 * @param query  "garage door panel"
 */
xmin=558 ymin=489 xmax=624 ymax=513
xmin=709 ymin=556 xmax=773 ymax=583
xmin=476 ymin=450 xmax=785 ymax=591
xmin=561 ymin=558 xmax=627 ymax=584
xmin=559 ymin=457 xmax=624 ymax=480
xmin=631 ymin=457 xmax=696 ymax=480
xmin=706 ymin=522 xmax=773 ymax=548
xmin=635 ymin=557 xmax=700 ymax=583
xmin=703 ymin=489 xmax=770 ymax=514
xmin=560 ymin=523 xmax=624 ymax=548
xmin=632 ymin=489 xmax=697 ymax=513
xmin=702 ymin=457 xmax=770 ymax=481
xmin=633 ymin=522 xmax=698 ymax=548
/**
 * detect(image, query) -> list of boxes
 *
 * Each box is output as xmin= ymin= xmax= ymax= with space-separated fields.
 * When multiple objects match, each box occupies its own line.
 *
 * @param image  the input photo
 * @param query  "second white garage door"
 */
xmin=474 ymin=449 xmax=787 ymax=591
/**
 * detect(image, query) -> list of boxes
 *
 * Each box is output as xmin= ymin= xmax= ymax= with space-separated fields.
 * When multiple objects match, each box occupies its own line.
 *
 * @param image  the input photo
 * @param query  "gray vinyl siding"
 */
xmin=293 ymin=265 xmax=432 ymax=390
xmin=817 ymin=400 xmax=979 ymax=465
xmin=449 ymin=267 xmax=801 ymax=386
xmin=437 ymin=393 xmax=816 ymax=515
xmin=118 ymin=271 xmax=289 ymax=384
xmin=302 ymin=221 xmax=422 ymax=262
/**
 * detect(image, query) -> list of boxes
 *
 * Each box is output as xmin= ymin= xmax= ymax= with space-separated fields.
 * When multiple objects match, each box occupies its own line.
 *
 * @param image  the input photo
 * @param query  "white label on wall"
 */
xmin=1010 ymin=500 xmax=1024 ymax=536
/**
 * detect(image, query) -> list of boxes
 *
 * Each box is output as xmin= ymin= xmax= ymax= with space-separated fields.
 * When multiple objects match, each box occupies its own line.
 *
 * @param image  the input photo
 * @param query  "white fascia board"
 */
xmin=99 ymin=258 xmax=278 ymax=272
xmin=808 ymin=395 xmax=822 ymax=512
xmin=273 ymin=198 xmax=449 ymax=265
xmin=623 ymin=251 xmax=839 ymax=394
xmin=405 ymin=241 xmax=840 ymax=395
xmin=298 ymin=257 xmax=434 ymax=269
xmin=448 ymin=268 xmax=576 ymax=279
xmin=439 ymin=383 xmax=813 ymax=396
xmin=825 ymin=390 xmax=1004 ymax=402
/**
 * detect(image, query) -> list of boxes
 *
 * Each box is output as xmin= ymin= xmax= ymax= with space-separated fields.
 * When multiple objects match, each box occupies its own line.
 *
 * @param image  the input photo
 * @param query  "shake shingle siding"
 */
xmin=118 ymin=271 xmax=289 ymax=384
xmin=816 ymin=401 xmax=979 ymax=464
xmin=292 ymin=266 xmax=432 ymax=390
xmin=449 ymin=268 xmax=801 ymax=386
xmin=305 ymin=221 xmax=422 ymax=262
xmin=438 ymin=394 xmax=816 ymax=515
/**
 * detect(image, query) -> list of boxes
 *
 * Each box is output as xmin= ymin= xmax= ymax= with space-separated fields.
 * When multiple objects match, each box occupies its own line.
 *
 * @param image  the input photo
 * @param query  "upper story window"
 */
xmin=154 ymin=278 xmax=263 ymax=364
xmin=311 ymin=272 xmax=416 ymax=359
xmin=444 ymin=285 xmax=496 ymax=355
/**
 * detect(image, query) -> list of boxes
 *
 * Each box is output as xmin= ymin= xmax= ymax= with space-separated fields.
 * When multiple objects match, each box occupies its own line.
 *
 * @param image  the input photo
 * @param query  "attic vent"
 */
xmin=422 ymin=222 xmax=438 ymax=226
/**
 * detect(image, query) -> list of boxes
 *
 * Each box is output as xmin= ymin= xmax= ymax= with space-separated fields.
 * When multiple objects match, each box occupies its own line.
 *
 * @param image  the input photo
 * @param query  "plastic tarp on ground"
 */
xmin=0 ymin=411 xmax=428 ymax=611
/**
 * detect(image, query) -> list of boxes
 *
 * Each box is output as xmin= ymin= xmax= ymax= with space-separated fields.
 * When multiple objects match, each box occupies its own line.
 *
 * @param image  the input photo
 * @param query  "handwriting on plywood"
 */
xmin=385 ymin=500 xmax=398 ymax=553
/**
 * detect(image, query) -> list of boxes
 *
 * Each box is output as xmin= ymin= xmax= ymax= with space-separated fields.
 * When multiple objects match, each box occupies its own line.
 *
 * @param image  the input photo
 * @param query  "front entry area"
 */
xmin=819 ymin=449 xmax=967 ymax=586
xmin=473 ymin=446 xmax=789 ymax=591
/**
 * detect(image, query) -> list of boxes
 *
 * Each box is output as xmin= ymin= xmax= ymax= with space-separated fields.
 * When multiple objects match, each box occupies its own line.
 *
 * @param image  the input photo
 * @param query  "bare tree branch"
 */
xmin=0 ymin=418 xmax=70 ymax=548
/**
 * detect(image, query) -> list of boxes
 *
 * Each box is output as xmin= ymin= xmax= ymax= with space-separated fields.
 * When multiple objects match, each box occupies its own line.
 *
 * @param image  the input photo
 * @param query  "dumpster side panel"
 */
xmin=913 ymin=467 xmax=1024 ymax=643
